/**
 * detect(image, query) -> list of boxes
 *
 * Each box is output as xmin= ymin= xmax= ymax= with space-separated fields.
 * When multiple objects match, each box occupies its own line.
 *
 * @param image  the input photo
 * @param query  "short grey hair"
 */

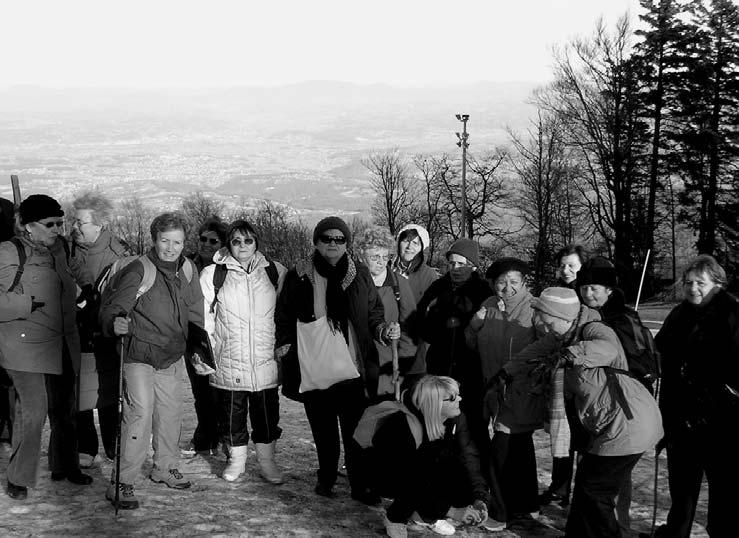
xmin=354 ymin=225 xmax=395 ymax=257
xmin=72 ymin=191 xmax=113 ymax=226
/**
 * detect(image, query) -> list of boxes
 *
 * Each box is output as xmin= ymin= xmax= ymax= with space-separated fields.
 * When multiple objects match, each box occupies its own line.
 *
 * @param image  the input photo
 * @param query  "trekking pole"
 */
xmin=634 ymin=249 xmax=651 ymax=313
xmin=391 ymin=339 xmax=400 ymax=401
xmin=114 ymin=330 xmax=127 ymax=517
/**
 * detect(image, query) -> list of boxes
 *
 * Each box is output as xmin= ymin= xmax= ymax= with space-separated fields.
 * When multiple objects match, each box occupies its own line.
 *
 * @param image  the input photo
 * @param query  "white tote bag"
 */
xmin=296 ymin=316 xmax=359 ymax=392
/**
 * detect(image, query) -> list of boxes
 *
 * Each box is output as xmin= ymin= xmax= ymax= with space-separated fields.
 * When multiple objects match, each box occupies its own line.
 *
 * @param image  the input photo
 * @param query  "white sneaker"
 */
xmin=78 ymin=453 xmax=97 ymax=469
xmin=408 ymin=513 xmax=455 ymax=536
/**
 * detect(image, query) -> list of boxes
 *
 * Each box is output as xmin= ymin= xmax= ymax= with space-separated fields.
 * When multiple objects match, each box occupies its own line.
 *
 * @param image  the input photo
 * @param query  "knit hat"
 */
xmin=18 ymin=194 xmax=64 ymax=225
xmin=397 ymin=224 xmax=430 ymax=251
xmin=446 ymin=238 xmax=480 ymax=267
xmin=577 ymin=256 xmax=618 ymax=288
xmin=532 ymin=287 xmax=581 ymax=321
xmin=486 ymin=257 xmax=530 ymax=281
xmin=313 ymin=216 xmax=351 ymax=245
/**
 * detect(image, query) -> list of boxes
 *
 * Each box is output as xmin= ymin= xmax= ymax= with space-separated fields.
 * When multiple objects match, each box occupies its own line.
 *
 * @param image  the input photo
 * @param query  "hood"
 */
xmin=213 ymin=247 xmax=269 ymax=273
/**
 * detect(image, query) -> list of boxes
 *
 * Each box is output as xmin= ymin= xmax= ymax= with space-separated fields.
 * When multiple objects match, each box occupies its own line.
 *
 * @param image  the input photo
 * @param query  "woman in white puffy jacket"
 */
xmin=200 ymin=220 xmax=287 ymax=484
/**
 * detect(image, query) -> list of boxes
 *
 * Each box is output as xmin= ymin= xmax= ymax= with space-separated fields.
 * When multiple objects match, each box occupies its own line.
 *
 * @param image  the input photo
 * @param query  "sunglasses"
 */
xmin=318 ymin=235 xmax=347 ymax=245
xmin=39 ymin=220 xmax=65 ymax=229
xmin=230 ymin=237 xmax=255 ymax=247
xmin=199 ymin=236 xmax=221 ymax=246
xmin=443 ymin=394 xmax=459 ymax=402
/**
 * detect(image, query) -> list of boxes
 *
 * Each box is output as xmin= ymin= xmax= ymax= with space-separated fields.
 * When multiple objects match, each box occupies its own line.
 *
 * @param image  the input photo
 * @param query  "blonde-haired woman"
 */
xmin=368 ymin=375 xmax=492 ymax=537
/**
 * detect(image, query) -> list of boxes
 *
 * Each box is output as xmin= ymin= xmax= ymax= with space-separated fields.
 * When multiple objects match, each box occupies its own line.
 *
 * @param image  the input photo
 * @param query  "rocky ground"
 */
xmin=0 ymin=385 xmax=709 ymax=538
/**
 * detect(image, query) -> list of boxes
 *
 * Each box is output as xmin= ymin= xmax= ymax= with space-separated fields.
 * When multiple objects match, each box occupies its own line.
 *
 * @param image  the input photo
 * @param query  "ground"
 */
xmin=0 ymin=303 xmax=710 ymax=537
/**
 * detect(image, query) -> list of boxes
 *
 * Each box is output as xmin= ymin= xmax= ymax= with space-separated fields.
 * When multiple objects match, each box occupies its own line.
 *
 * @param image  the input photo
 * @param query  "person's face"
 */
xmin=558 ymin=254 xmax=582 ymax=284
xmin=493 ymin=271 xmax=526 ymax=300
xmin=362 ymin=247 xmax=390 ymax=277
xmin=27 ymin=217 xmax=65 ymax=247
xmin=229 ymin=230 xmax=257 ymax=265
xmin=154 ymin=229 xmax=185 ymax=262
xmin=447 ymin=253 xmax=474 ymax=284
xmin=683 ymin=270 xmax=719 ymax=306
xmin=440 ymin=391 xmax=462 ymax=420
xmin=72 ymin=209 xmax=102 ymax=245
xmin=198 ymin=230 xmax=223 ymax=262
xmin=399 ymin=235 xmax=422 ymax=263
xmin=580 ymin=284 xmax=612 ymax=308
xmin=315 ymin=228 xmax=347 ymax=266
xmin=534 ymin=311 xmax=573 ymax=338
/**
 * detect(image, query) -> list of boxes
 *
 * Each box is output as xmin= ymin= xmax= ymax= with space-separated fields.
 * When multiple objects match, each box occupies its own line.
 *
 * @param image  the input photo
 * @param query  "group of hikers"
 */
xmin=0 ymin=190 xmax=737 ymax=538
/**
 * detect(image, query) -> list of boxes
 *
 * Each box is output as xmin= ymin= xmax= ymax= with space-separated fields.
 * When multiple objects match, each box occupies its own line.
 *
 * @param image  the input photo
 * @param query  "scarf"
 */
xmin=313 ymin=250 xmax=350 ymax=337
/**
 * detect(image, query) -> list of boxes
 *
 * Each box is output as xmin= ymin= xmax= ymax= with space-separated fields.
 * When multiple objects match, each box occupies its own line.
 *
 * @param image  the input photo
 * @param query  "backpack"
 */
xmin=7 ymin=236 xmax=70 ymax=292
xmin=209 ymin=259 xmax=279 ymax=313
xmin=608 ymin=309 xmax=661 ymax=392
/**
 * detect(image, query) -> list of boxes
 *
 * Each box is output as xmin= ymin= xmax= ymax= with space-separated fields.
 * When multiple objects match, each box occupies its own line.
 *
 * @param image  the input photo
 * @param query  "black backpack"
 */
xmin=603 ymin=310 xmax=661 ymax=393
xmin=7 ymin=236 xmax=70 ymax=293
xmin=209 ymin=259 xmax=279 ymax=313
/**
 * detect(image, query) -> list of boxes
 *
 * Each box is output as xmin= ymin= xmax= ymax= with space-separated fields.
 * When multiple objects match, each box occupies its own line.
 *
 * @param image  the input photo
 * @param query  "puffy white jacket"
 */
xmin=200 ymin=249 xmax=287 ymax=392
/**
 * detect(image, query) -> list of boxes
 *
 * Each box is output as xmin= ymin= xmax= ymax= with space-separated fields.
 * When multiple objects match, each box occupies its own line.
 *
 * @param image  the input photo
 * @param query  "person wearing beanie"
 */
xmin=415 ymin=237 xmax=491 ymax=485
xmin=577 ymin=256 xmax=659 ymax=537
xmin=275 ymin=216 xmax=390 ymax=504
xmin=511 ymin=287 xmax=662 ymax=537
xmin=465 ymin=257 xmax=539 ymax=522
xmin=392 ymin=224 xmax=438 ymax=304
xmin=1 ymin=194 xmax=92 ymax=501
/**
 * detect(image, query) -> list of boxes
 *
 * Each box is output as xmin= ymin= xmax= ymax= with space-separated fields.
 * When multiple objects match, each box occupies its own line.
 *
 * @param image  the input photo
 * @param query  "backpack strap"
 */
xmin=265 ymin=259 xmax=279 ymax=291
xmin=181 ymin=257 xmax=194 ymax=283
xmin=602 ymin=366 xmax=635 ymax=420
xmin=8 ymin=237 xmax=26 ymax=293
xmin=210 ymin=264 xmax=228 ymax=314
xmin=136 ymin=256 xmax=157 ymax=300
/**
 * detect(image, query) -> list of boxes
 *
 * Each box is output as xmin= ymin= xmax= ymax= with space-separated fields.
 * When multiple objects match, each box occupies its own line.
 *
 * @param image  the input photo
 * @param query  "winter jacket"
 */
xmin=0 ymin=235 xmax=81 ymax=374
xmin=99 ymin=248 xmax=204 ymax=370
xmin=374 ymin=269 xmax=423 ymax=397
xmin=416 ymin=272 xmax=492 ymax=381
xmin=465 ymin=288 xmax=539 ymax=433
xmin=201 ymin=249 xmax=287 ymax=392
xmin=393 ymin=259 xmax=439 ymax=305
xmin=275 ymin=254 xmax=385 ymax=401
xmin=369 ymin=394 xmax=490 ymax=520
xmin=511 ymin=306 xmax=663 ymax=455
xmin=69 ymin=228 xmax=128 ymax=288
xmin=656 ymin=289 xmax=739 ymax=439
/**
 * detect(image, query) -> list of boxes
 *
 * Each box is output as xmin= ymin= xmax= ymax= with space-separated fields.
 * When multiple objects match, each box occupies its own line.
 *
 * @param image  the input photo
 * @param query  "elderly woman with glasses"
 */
xmin=1 ymin=194 xmax=92 ymax=501
xmin=355 ymin=225 xmax=422 ymax=399
xmin=275 ymin=216 xmax=391 ymax=503
xmin=200 ymin=220 xmax=287 ymax=484
xmin=364 ymin=375 xmax=492 ymax=538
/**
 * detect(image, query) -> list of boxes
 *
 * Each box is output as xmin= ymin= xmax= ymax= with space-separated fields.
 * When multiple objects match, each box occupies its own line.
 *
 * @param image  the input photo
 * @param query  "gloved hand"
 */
xmin=472 ymin=499 xmax=488 ymax=524
xmin=31 ymin=297 xmax=45 ymax=312
xmin=190 ymin=353 xmax=215 ymax=376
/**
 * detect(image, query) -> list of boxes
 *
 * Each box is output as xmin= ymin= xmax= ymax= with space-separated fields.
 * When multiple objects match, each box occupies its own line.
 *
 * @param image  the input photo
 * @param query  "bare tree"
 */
xmin=363 ymin=149 xmax=416 ymax=234
xmin=110 ymin=196 xmax=156 ymax=255
xmin=411 ymin=153 xmax=452 ymax=261
xmin=180 ymin=191 xmax=226 ymax=255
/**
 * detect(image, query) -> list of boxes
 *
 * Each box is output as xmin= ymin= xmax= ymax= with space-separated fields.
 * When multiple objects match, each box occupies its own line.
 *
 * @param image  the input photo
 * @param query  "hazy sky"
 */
xmin=1 ymin=0 xmax=642 ymax=88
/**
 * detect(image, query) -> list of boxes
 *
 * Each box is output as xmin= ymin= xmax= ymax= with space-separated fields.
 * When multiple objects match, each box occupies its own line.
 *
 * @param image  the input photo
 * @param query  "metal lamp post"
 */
xmin=455 ymin=114 xmax=469 ymax=238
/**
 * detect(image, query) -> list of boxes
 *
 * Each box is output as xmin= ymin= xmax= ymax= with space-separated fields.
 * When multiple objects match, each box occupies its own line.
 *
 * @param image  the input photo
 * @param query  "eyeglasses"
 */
xmin=230 ymin=237 xmax=255 ymax=247
xmin=447 ymin=260 xmax=470 ymax=269
xmin=443 ymin=394 xmax=459 ymax=402
xmin=367 ymin=254 xmax=390 ymax=263
xmin=39 ymin=220 xmax=65 ymax=229
xmin=200 ymin=236 xmax=221 ymax=246
xmin=74 ymin=219 xmax=93 ymax=227
xmin=318 ymin=235 xmax=347 ymax=245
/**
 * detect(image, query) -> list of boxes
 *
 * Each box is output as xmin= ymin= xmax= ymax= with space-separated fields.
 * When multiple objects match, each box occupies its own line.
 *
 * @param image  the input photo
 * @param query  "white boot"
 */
xmin=255 ymin=442 xmax=284 ymax=485
xmin=222 ymin=445 xmax=247 ymax=482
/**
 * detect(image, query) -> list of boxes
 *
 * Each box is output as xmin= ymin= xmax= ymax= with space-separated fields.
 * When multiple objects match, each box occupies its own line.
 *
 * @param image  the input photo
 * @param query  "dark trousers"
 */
xmin=214 ymin=386 xmax=281 ymax=447
xmin=489 ymin=431 xmax=539 ymax=520
xmin=662 ymin=428 xmax=737 ymax=538
xmin=565 ymin=452 xmax=642 ymax=538
xmin=77 ymin=405 xmax=118 ymax=460
xmin=185 ymin=356 xmax=220 ymax=451
xmin=5 ymin=369 xmax=47 ymax=487
xmin=549 ymin=452 xmax=575 ymax=498
xmin=0 ymin=366 xmax=15 ymax=442
xmin=302 ymin=379 xmax=368 ymax=493
xmin=45 ymin=345 xmax=82 ymax=475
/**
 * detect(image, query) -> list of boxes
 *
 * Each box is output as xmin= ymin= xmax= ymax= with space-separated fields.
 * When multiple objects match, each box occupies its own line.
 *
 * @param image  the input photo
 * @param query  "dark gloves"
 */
xmin=31 ymin=297 xmax=45 ymax=312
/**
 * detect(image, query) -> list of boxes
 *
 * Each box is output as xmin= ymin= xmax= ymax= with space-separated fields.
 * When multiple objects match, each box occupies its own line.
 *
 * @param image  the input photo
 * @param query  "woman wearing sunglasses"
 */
xmin=191 ymin=217 xmax=227 ymax=272
xmin=0 ymin=194 xmax=92 ymax=501
xmin=200 ymin=220 xmax=287 ymax=484
xmin=275 ymin=216 xmax=390 ymax=503
xmin=355 ymin=225 xmax=423 ymax=399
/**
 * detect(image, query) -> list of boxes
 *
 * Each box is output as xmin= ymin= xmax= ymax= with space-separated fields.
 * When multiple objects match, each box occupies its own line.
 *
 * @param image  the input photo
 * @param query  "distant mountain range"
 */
xmin=0 ymin=81 xmax=539 ymax=221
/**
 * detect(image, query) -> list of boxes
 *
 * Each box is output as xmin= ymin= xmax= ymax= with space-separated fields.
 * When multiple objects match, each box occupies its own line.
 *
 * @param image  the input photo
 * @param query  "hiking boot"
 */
xmin=255 ymin=442 xmax=283 ymax=485
xmin=106 ymin=481 xmax=139 ymax=510
xmin=51 ymin=470 xmax=93 ymax=485
xmin=149 ymin=467 xmax=191 ymax=489
xmin=384 ymin=517 xmax=408 ymax=538
xmin=6 ymin=480 xmax=27 ymax=500
xmin=314 ymin=481 xmax=335 ymax=498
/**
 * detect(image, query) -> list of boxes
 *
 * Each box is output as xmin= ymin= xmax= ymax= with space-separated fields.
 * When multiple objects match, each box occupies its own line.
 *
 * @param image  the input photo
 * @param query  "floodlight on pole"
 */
xmin=455 ymin=114 xmax=470 ymax=238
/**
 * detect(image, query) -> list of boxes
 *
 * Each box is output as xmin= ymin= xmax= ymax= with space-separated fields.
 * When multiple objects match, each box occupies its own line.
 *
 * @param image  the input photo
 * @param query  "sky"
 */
xmin=1 ymin=0 xmax=643 ymax=88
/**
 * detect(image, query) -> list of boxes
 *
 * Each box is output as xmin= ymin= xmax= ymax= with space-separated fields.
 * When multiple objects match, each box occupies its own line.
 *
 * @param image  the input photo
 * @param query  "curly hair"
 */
xmin=198 ymin=216 xmax=228 ymax=244
xmin=354 ymin=225 xmax=395 ymax=257
xmin=72 ymin=191 xmax=114 ymax=226
xmin=150 ymin=212 xmax=189 ymax=241
xmin=412 ymin=375 xmax=460 ymax=441
xmin=682 ymin=254 xmax=727 ymax=287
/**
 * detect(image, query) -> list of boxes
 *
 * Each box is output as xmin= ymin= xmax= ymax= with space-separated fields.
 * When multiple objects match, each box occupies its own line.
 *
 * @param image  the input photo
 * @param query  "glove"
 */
xmin=31 ymin=297 xmax=45 ymax=312
xmin=190 ymin=353 xmax=215 ymax=376
xmin=472 ymin=499 xmax=488 ymax=524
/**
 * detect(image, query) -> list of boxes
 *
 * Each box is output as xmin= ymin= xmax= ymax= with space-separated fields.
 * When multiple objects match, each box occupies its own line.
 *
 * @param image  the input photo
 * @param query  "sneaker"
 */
xmin=408 ymin=513 xmax=455 ymax=536
xmin=180 ymin=443 xmax=197 ymax=457
xmin=384 ymin=518 xmax=408 ymax=538
xmin=78 ymin=453 xmax=98 ymax=469
xmin=105 ymin=482 xmax=139 ymax=510
xmin=6 ymin=480 xmax=27 ymax=500
xmin=480 ymin=517 xmax=506 ymax=532
xmin=149 ymin=468 xmax=191 ymax=489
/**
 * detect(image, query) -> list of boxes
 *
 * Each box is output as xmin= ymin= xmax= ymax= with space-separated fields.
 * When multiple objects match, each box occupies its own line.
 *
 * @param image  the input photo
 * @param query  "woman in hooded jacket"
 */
xmin=392 ymin=224 xmax=438 ymax=304
xmin=200 ymin=220 xmax=287 ymax=485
